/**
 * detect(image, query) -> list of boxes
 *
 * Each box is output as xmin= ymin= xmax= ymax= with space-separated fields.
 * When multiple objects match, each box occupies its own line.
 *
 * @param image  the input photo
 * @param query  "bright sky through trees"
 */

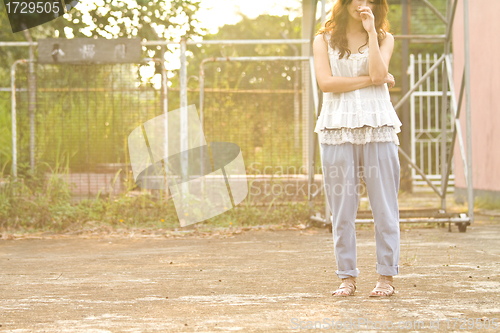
xmin=65 ymin=0 xmax=302 ymax=39
xmin=196 ymin=0 xmax=302 ymax=34
xmin=139 ymin=0 xmax=304 ymax=88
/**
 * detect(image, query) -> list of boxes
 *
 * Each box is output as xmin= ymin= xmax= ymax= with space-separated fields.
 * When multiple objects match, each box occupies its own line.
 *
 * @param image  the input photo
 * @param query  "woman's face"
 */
xmin=347 ymin=0 xmax=376 ymax=22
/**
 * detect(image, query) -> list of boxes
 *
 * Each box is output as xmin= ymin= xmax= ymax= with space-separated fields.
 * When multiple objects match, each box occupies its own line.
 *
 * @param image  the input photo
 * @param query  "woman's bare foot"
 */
xmin=332 ymin=276 xmax=356 ymax=296
xmin=369 ymin=275 xmax=395 ymax=296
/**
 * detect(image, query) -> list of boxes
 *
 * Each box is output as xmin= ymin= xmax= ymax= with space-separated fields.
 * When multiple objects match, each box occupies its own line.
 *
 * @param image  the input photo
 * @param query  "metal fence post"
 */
xmin=11 ymin=59 xmax=28 ymax=180
xmin=180 ymin=37 xmax=188 ymax=189
xmin=463 ymin=0 xmax=474 ymax=224
xmin=440 ymin=0 xmax=452 ymax=210
xmin=161 ymin=48 xmax=170 ymax=200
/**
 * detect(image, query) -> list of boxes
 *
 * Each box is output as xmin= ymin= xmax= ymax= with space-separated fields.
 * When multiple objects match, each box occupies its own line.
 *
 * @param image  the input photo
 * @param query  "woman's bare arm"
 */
xmin=368 ymin=31 xmax=394 ymax=84
xmin=313 ymin=34 xmax=374 ymax=93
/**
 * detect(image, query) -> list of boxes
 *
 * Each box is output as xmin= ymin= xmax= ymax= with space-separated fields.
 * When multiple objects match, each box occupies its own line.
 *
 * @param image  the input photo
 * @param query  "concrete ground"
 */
xmin=1 ymin=214 xmax=500 ymax=332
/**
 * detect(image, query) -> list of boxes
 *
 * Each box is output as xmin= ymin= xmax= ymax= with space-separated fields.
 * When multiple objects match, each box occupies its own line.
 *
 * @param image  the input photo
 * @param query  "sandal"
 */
xmin=369 ymin=275 xmax=395 ymax=297
xmin=332 ymin=276 xmax=356 ymax=296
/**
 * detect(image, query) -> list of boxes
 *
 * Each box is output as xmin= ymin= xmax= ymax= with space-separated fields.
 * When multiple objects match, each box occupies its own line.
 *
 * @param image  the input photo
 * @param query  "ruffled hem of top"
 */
xmin=314 ymin=99 xmax=402 ymax=134
xmin=319 ymin=126 xmax=400 ymax=146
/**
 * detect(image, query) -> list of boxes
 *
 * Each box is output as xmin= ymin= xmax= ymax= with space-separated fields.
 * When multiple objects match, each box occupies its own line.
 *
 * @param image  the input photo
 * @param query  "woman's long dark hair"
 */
xmin=316 ymin=0 xmax=390 ymax=59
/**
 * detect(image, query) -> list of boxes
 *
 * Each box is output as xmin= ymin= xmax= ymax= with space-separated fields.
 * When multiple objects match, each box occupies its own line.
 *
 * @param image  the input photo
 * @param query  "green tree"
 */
xmin=0 ymin=0 xmax=205 ymax=84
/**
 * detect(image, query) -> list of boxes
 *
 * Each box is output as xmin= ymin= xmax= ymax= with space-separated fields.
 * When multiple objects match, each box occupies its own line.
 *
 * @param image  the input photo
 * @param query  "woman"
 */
xmin=313 ymin=0 xmax=402 ymax=297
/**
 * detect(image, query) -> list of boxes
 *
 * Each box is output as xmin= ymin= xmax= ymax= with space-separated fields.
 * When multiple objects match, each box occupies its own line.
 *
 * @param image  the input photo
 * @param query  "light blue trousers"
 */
xmin=320 ymin=141 xmax=400 ymax=279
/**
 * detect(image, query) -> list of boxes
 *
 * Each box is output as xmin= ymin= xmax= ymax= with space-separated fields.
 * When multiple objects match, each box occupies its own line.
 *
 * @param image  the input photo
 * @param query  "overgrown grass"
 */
xmin=6 ymin=154 xmax=490 ymax=235
xmin=0 ymin=160 xmax=318 ymax=234
xmin=474 ymin=196 xmax=500 ymax=210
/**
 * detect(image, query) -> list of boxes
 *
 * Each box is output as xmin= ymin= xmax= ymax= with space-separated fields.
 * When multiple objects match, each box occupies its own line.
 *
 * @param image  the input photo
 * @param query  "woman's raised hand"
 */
xmin=359 ymin=6 xmax=376 ymax=34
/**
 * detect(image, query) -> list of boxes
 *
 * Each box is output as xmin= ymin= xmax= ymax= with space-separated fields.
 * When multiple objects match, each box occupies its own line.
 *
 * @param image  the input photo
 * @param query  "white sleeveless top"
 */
xmin=315 ymin=33 xmax=402 ymax=145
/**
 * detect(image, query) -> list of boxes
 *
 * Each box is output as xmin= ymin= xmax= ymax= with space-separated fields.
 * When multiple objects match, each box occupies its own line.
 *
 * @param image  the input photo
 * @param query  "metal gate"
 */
xmin=409 ymin=53 xmax=454 ymax=191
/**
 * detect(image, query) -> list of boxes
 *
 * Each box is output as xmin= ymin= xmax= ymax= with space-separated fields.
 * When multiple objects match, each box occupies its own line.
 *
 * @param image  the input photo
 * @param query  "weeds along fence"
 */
xmin=2 ymin=39 xmax=325 ymax=205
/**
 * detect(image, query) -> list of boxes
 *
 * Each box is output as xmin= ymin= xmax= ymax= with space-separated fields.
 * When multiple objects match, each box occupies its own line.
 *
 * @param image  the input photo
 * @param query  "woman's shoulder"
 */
xmin=315 ymin=31 xmax=330 ymax=41
xmin=313 ymin=33 xmax=329 ymax=49
xmin=380 ymin=31 xmax=394 ymax=44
